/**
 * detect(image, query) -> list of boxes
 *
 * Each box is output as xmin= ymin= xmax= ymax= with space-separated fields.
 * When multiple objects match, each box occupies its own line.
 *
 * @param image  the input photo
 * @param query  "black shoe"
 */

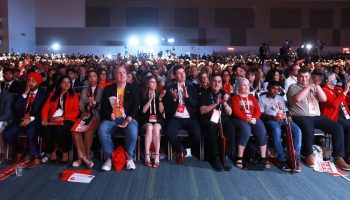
xmin=276 ymin=160 xmax=292 ymax=172
xmin=212 ymin=157 xmax=224 ymax=171
xmin=224 ymin=156 xmax=232 ymax=171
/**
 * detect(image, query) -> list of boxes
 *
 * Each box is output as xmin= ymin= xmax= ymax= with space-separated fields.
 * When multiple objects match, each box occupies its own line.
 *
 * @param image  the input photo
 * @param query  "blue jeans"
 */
xmin=98 ymin=118 xmax=138 ymax=159
xmin=265 ymin=120 xmax=302 ymax=161
xmin=232 ymin=119 xmax=267 ymax=146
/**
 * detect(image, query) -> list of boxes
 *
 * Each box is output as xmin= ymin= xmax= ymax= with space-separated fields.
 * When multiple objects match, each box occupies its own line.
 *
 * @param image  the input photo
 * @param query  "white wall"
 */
xmin=35 ymin=0 xmax=85 ymax=27
xmin=8 ymin=0 xmax=36 ymax=53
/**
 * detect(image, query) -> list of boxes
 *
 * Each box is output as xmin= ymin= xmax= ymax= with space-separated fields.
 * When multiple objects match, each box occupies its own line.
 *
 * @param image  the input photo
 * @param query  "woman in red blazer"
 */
xmin=321 ymin=72 xmax=350 ymax=163
xmin=231 ymin=78 xmax=268 ymax=169
xmin=41 ymin=75 xmax=80 ymax=164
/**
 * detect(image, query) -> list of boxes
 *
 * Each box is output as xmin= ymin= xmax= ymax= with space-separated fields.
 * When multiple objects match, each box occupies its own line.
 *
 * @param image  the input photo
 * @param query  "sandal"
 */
xmin=153 ymin=154 xmax=160 ymax=168
xmin=145 ymin=154 xmax=152 ymax=167
xmin=82 ymin=157 xmax=94 ymax=168
xmin=236 ymin=156 xmax=243 ymax=169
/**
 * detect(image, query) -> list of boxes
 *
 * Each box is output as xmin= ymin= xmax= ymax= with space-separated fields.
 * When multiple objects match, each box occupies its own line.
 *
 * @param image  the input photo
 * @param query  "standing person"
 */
xmin=139 ymin=76 xmax=166 ymax=168
xmin=164 ymin=65 xmax=201 ymax=164
xmin=98 ymin=65 xmax=139 ymax=171
xmin=259 ymin=81 xmax=302 ymax=172
xmin=199 ymin=74 xmax=235 ymax=171
xmin=287 ymin=68 xmax=350 ymax=170
xmin=41 ymin=75 xmax=80 ymax=164
xmin=3 ymin=72 xmax=46 ymax=168
xmin=321 ymin=72 xmax=350 ymax=164
xmin=284 ymin=64 xmax=300 ymax=92
xmin=72 ymin=70 xmax=103 ymax=168
xmin=231 ymin=78 xmax=269 ymax=169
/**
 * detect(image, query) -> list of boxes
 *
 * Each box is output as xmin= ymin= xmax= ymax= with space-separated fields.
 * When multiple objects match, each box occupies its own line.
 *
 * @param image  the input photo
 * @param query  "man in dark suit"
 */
xmin=1 ymin=68 xmax=23 ymax=95
xmin=0 ymin=88 xmax=13 ymax=160
xmin=3 ymin=72 xmax=47 ymax=168
xmin=67 ymin=68 xmax=84 ymax=93
xmin=164 ymin=65 xmax=201 ymax=164
xmin=98 ymin=65 xmax=139 ymax=171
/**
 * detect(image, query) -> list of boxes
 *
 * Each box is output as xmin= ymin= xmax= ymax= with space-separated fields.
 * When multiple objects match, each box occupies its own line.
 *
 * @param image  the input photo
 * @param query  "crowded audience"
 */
xmin=1 ymin=51 xmax=350 ymax=173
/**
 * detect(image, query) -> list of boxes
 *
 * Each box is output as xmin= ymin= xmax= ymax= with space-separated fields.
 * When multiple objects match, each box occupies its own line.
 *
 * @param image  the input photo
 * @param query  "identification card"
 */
xmin=308 ymin=102 xmax=317 ymax=115
xmin=149 ymin=114 xmax=157 ymax=123
xmin=177 ymin=104 xmax=185 ymax=113
xmin=210 ymin=109 xmax=221 ymax=124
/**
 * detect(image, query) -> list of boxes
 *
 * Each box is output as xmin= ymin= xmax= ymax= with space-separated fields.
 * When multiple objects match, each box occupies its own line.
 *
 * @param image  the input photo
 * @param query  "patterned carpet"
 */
xmin=0 ymin=157 xmax=349 ymax=200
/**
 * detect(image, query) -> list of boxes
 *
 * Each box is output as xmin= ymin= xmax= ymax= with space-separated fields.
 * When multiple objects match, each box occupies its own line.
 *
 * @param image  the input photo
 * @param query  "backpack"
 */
xmin=243 ymin=138 xmax=265 ymax=171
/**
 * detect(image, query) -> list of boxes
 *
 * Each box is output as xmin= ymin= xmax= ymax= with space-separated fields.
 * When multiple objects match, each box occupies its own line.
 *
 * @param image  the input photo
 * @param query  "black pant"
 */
xmin=165 ymin=118 xmax=201 ymax=152
xmin=338 ymin=116 xmax=350 ymax=157
xmin=42 ymin=120 xmax=74 ymax=154
xmin=293 ymin=115 xmax=345 ymax=157
xmin=202 ymin=117 xmax=235 ymax=158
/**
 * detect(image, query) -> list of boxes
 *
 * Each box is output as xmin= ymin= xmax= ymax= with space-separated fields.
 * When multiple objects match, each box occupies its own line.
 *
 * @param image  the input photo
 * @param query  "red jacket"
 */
xmin=320 ymin=85 xmax=350 ymax=121
xmin=41 ymin=92 xmax=80 ymax=122
xmin=231 ymin=94 xmax=261 ymax=121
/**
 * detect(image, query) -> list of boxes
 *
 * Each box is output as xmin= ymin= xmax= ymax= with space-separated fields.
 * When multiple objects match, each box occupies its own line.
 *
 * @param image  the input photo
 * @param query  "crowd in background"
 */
xmin=1 ymin=51 xmax=350 ymax=172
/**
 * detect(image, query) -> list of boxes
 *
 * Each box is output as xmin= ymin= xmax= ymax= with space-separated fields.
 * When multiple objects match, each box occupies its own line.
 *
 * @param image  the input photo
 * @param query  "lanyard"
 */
xmin=240 ymin=96 xmax=250 ymax=113
xmin=149 ymin=95 xmax=157 ymax=115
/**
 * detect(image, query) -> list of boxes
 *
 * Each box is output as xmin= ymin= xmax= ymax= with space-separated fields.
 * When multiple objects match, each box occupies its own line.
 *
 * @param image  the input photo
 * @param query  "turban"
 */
xmin=27 ymin=72 xmax=43 ymax=85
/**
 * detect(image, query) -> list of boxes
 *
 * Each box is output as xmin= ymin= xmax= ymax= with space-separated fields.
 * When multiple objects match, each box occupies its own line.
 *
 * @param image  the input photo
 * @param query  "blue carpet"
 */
xmin=0 ymin=157 xmax=349 ymax=200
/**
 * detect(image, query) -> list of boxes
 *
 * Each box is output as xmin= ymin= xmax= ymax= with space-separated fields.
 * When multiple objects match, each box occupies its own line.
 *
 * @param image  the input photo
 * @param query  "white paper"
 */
xmin=313 ymin=161 xmax=338 ymax=174
xmin=109 ymin=96 xmax=117 ymax=107
xmin=52 ymin=109 xmax=63 ymax=117
xmin=68 ymin=173 xmax=95 ymax=183
xmin=210 ymin=109 xmax=221 ymax=124
xmin=185 ymin=148 xmax=192 ymax=157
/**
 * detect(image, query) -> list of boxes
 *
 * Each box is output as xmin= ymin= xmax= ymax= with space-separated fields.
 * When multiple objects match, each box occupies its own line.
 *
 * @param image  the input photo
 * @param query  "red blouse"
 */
xmin=231 ymin=94 xmax=261 ymax=121
xmin=320 ymin=85 xmax=350 ymax=121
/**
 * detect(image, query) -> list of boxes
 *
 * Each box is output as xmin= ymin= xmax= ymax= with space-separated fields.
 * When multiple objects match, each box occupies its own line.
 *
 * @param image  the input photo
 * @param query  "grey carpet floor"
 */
xmin=0 ymin=157 xmax=349 ymax=200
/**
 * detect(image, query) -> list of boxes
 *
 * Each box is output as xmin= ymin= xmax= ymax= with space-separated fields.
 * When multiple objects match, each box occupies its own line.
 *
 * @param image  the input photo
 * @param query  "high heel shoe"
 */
xmin=82 ymin=157 xmax=94 ymax=168
xmin=153 ymin=154 xmax=160 ymax=168
xmin=72 ymin=159 xmax=82 ymax=167
xmin=145 ymin=154 xmax=152 ymax=167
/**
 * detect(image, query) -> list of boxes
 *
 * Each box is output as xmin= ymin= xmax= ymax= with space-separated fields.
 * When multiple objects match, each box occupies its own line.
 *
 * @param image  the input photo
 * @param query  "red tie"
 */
xmin=25 ymin=92 xmax=35 ymax=114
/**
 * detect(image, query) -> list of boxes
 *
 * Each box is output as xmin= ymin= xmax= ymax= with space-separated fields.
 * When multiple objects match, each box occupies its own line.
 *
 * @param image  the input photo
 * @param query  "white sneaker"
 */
xmin=101 ymin=158 xmax=112 ymax=171
xmin=126 ymin=159 xmax=136 ymax=170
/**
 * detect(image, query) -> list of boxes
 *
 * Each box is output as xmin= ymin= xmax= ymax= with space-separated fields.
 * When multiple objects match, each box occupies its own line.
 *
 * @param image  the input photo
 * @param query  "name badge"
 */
xmin=177 ymin=104 xmax=185 ymax=113
xmin=308 ymin=102 xmax=317 ymax=115
xmin=210 ymin=109 xmax=221 ymax=124
xmin=149 ymin=114 xmax=157 ymax=123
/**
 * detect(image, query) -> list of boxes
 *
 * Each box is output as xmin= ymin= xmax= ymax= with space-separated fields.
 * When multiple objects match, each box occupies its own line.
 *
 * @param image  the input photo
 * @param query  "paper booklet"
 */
xmin=52 ymin=108 xmax=63 ymax=117
xmin=68 ymin=173 xmax=95 ymax=183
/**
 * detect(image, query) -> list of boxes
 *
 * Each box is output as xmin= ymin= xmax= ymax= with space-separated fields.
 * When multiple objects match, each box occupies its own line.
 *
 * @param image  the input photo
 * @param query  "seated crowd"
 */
xmin=1 ymin=53 xmax=350 ymax=173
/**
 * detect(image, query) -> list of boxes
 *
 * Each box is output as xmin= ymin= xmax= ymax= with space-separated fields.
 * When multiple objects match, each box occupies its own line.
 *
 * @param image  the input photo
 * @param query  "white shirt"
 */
xmin=174 ymin=82 xmax=190 ymax=118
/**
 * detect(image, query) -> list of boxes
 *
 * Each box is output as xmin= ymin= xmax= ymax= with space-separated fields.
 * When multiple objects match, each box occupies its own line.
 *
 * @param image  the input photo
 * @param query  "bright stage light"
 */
xmin=107 ymin=54 xmax=112 ymax=59
xmin=128 ymin=36 xmax=140 ymax=46
xmin=167 ymin=38 xmax=175 ymax=44
xmin=145 ymin=35 xmax=159 ymax=46
xmin=306 ymin=44 xmax=313 ymax=50
xmin=51 ymin=43 xmax=60 ymax=51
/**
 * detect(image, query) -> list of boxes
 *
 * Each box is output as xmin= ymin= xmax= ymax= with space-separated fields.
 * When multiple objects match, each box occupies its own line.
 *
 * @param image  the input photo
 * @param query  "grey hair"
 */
xmin=234 ymin=77 xmax=250 ymax=95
